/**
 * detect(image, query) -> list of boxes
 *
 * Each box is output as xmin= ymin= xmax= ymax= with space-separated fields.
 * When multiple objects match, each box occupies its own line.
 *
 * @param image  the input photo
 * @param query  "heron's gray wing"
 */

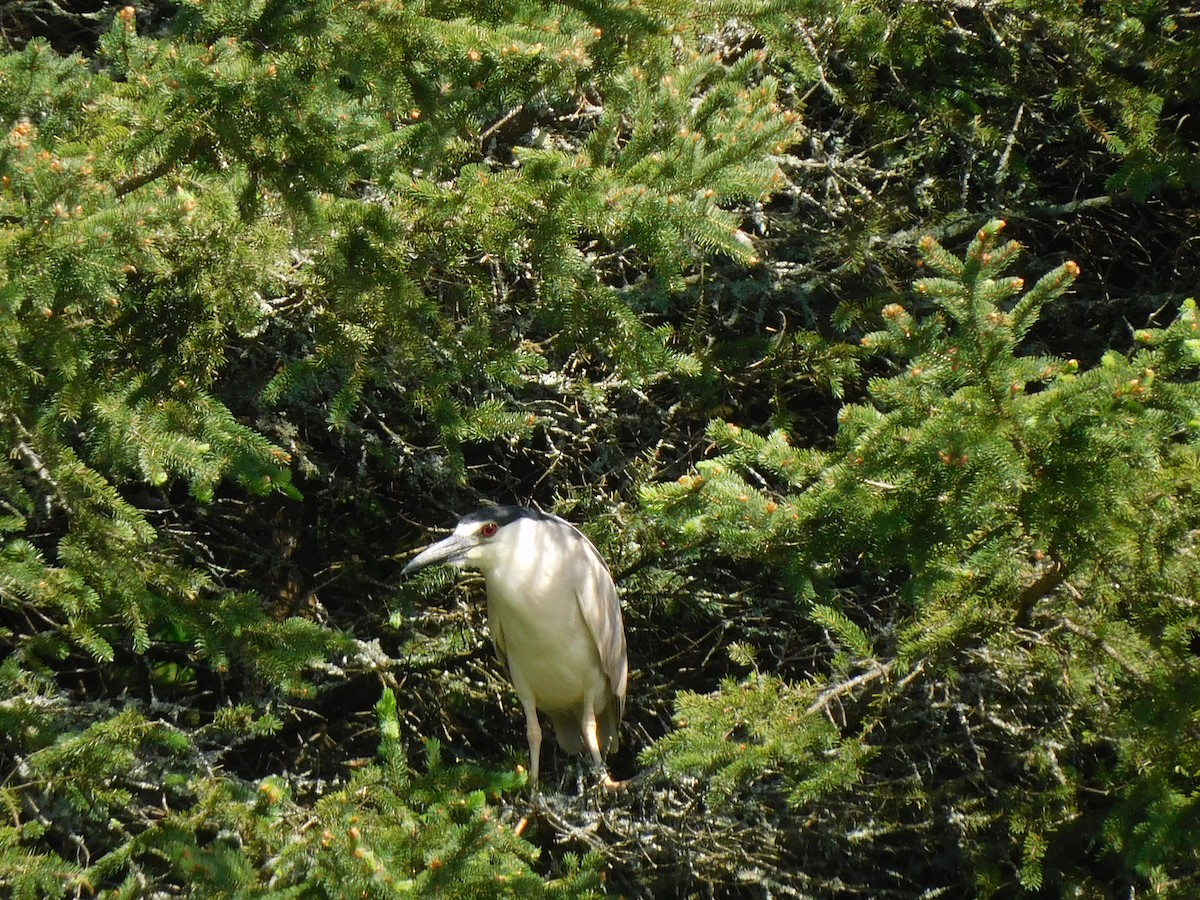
xmin=486 ymin=595 xmax=509 ymax=669
xmin=569 ymin=528 xmax=628 ymax=716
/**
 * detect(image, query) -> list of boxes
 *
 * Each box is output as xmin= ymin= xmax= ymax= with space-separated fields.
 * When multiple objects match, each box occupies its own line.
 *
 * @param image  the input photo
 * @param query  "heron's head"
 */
xmin=400 ymin=506 xmax=542 ymax=575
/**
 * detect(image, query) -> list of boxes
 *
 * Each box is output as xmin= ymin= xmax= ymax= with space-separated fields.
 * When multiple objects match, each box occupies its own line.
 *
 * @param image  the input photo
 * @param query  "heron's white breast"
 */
xmin=483 ymin=519 xmax=608 ymax=708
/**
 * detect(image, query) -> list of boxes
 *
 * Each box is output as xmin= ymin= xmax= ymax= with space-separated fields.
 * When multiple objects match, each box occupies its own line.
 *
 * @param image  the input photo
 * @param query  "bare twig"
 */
xmin=806 ymin=659 xmax=895 ymax=717
xmin=996 ymin=102 xmax=1025 ymax=184
xmin=1059 ymin=617 xmax=1149 ymax=682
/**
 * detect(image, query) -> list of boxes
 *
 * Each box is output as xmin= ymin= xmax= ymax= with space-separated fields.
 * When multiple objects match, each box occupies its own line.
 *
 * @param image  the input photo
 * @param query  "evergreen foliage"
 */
xmin=2 ymin=0 xmax=1198 ymax=896
xmin=642 ymin=221 xmax=1200 ymax=895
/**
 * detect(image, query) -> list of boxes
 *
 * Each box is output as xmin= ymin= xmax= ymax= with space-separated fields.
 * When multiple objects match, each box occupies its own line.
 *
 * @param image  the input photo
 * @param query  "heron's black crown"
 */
xmin=459 ymin=505 xmax=550 ymax=529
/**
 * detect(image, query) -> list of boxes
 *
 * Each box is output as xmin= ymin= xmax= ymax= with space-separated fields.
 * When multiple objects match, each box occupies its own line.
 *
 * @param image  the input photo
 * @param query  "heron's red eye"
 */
xmin=480 ymin=522 xmax=498 ymax=538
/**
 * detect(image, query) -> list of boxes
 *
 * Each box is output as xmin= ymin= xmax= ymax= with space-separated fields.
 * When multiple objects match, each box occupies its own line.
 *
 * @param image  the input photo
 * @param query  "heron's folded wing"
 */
xmin=571 ymin=535 xmax=628 ymax=717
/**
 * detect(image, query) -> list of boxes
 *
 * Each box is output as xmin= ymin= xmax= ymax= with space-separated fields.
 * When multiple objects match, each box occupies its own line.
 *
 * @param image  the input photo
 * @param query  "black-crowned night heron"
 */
xmin=401 ymin=506 xmax=627 ymax=788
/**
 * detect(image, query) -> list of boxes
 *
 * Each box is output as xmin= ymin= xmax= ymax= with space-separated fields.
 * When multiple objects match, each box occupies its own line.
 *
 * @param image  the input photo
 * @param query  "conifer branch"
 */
xmin=9 ymin=416 xmax=61 ymax=499
xmin=805 ymin=659 xmax=895 ymax=717
xmin=112 ymin=134 xmax=207 ymax=198
xmin=995 ymin=102 xmax=1024 ymax=184
xmin=478 ymin=101 xmax=529 ymax=146
xmin=1058 ymin=615 xmax=1150 ymax=683
xmin=1013 ymin=559 xmax=1066 ymax=628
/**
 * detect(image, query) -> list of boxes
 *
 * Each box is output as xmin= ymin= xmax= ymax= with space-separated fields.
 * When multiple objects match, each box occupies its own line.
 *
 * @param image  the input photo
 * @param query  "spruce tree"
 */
xmin=3 ymin=0 xmax=1198 ymax=895
xmin=1 ymin=0 xmax=794 ymax=893
xmin=642 ymin=220 xmax=1200 ymax=895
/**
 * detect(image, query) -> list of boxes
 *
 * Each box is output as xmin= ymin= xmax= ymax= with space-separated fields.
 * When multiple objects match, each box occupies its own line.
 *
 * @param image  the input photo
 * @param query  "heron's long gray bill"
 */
xmin=401 ymin=533 xmax=473 ymax=576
